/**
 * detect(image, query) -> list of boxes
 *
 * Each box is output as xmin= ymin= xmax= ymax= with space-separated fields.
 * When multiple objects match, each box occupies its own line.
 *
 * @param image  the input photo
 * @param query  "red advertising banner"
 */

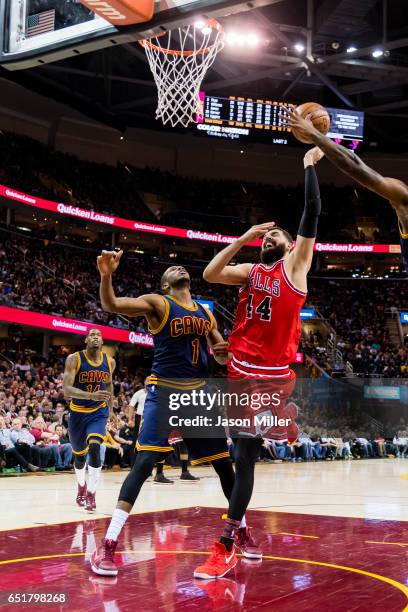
xmin=0 ymin=306 xmax=153 ymax=347
xmin=0 ymin=307 xmax=308 ymax=365
xmin=0 ymin=183 xmax=401 ymax=254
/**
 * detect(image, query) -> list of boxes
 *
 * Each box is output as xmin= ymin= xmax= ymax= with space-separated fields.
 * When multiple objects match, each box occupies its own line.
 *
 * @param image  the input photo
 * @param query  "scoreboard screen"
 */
xmin=326 ymin=107 xmax=365 ymax=142
xmin=195 ymin=93 xmax=365 ymax=146
xmin=196 ymin=95 xmax=292 ymax=144
xmin=201 ymin=96 xmax=291 ymax=131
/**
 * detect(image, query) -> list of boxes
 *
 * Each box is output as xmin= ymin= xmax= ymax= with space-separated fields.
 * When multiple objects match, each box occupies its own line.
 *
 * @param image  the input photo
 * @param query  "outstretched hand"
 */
xmin=97 ymin=250 xmax=123 ymax=276
xmin=304 ymin=147 xmax=325 ymax=168
xmin=279 ymin=106 xmax=320 ymax=142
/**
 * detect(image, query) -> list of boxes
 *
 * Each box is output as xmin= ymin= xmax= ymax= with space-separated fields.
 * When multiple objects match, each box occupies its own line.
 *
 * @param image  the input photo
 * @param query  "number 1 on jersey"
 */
xmin=191 ymin=338 xmax=200 ymax=364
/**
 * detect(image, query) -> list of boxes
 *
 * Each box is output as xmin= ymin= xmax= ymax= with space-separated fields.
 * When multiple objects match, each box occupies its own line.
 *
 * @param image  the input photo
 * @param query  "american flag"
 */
xmin=26 ymin=9 xmax=55 ymax=38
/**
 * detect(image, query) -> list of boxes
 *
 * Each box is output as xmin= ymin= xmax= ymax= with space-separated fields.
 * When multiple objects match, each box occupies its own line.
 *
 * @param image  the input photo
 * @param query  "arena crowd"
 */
xmin=0 ymin=130 xmax=399 ymax=243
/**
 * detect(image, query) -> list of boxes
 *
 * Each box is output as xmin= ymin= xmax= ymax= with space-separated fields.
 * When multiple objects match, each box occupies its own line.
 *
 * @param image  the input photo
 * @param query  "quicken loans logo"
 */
xmin=85 ymin=1 xmax=127 ymax=20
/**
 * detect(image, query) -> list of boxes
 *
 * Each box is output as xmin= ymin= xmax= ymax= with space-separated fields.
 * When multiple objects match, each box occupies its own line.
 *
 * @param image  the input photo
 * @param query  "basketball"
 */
xmin=292 ymin=102 xmax=331 ymax=143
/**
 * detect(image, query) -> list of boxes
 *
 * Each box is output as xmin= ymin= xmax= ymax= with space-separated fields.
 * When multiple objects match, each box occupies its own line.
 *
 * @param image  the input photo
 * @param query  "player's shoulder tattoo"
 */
xmin=65 ymin=352 xmax=79 ymax=370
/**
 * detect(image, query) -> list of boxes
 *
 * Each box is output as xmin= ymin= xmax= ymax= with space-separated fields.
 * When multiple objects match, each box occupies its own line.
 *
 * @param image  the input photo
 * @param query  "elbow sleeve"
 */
xmin=298 ymin=165 xmax=321 ymax=238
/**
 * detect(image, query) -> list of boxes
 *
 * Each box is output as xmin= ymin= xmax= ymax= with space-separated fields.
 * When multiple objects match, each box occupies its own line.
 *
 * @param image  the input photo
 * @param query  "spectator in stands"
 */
xmin=103 ymin=418 xmax=124 ymax=469
xmin=319 ymin=435 xmax=337 ymax=460
xmin=310 ymin=435 xmax=324 ymax=459
xmin=10 ymin=417 xmax=52 ymax=468
xmin=373 ymin=435 xmax=386 ymax=458
xmin=394 ymin=431 xmax=408 ymax=458
xmin=0 ymin=415 xmax=39 ymax=471
xmin=296 ymin=431 xmax=314 ymax=461
xmin=53 ymin=424 xmax=73 ymax=469
xmin=333 ymin=436 xmax=352 ymax=459
xmin=129 ymin=375 xmax=148 ymax=463
xmin=260 ymin=440 xmax=281 ymax=463
xmin=48 ymin=403 xmax=69 ymax=431
xmin=273 ymin=441 xmax=292 ymax=461
xmin=354 ymin=437 xmax=375 ymax=458
xmin=30 ymin=417 xmax=65 ymax=469
xmin=113 ymin=417 xmax=134 ymax=467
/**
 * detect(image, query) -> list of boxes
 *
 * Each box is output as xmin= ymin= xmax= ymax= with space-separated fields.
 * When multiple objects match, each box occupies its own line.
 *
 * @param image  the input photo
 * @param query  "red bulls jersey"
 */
xmin=228 ymin=259 xmax=306 ymax=378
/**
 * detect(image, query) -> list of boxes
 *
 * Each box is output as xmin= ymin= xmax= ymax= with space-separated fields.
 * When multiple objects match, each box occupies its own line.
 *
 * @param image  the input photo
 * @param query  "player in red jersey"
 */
xmin=194 ymin=147 xmax=324 ymax=579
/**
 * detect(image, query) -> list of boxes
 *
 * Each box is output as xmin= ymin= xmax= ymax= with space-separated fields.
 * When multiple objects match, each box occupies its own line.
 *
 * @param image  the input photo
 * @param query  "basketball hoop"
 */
xmin=139 ymin=19 xmax=224 ymax=127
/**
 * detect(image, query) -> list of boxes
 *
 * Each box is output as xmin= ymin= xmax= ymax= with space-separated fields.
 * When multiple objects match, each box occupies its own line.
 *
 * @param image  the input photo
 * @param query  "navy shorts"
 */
xmin=137 ymin=385 xmax=229 ymax=465
xmin=68 ymin=407 xmax=109 ymax=455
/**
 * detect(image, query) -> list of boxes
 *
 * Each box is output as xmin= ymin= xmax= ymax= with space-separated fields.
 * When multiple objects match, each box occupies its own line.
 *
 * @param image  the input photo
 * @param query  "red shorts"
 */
xmin=226 ymin=368 xmax=299 ymax=443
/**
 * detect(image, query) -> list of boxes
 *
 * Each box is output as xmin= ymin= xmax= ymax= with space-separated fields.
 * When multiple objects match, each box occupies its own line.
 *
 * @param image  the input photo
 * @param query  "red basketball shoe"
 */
xmin=234 ymin=527 xmax=262 ymax=559
xmin=76 ymin=483 xmax=87 ymax=507
xmin=85 ymin=491 xmax=96 ymax=512
xmin=194 ymin=542 xmax=237 ymax=579
xmin=90 ymin=539 xmax=118 ymax=576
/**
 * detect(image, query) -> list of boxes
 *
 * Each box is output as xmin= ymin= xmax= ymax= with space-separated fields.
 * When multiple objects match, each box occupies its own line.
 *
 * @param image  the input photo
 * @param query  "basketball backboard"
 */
xmin=0 ymin=0 xmax=276 ymax=70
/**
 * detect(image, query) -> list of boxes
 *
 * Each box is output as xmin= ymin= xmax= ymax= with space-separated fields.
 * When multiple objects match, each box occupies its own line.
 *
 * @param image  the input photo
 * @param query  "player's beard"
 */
xmin=260 ymin=243 xmax=287 ymax=264
xmin=170 ymin=277 xmax=190 ymax=290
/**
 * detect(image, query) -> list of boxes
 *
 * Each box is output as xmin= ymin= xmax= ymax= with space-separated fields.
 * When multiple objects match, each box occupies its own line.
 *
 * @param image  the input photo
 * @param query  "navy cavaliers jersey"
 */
xmin=69 ymin=350 xmax=111 ymax=413
xmin=149 ymin=295 xmax=215 ymax=387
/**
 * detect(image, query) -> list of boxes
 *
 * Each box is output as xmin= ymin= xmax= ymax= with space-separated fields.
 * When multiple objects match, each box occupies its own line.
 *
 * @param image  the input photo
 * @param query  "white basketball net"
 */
xmin=140 ymin=21 xmax=224 ymax=127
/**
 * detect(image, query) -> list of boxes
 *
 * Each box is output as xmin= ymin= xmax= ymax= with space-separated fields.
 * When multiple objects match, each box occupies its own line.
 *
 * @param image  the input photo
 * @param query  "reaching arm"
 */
xmin=99 ymin=274 xmax=161 ymax=317
xmin=203 ymin=223 xmax=276 ymax=285
xmin=97 ymin=250 xmax=165 ymax=324
xmin=286 ymin=147 xmax=323 ymax=282
xmin=63 ymin=354 xmax=111 ymax=402
xmin=283 ymin=107 xmax=408 ymax=207
xmin=311 ymin=134 xmax=408 ymax=206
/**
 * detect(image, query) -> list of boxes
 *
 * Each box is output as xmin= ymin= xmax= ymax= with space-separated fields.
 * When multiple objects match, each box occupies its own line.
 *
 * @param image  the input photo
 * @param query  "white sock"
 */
xmin=88 ymin=465 xmax=102 ymax=494
xmin=239 ymin=515 xmax=247 ymax=529
xmin=106 ymin=509 xmax=129 ymax=541
xmin=75 ymin=466 xmax=86 ymax=487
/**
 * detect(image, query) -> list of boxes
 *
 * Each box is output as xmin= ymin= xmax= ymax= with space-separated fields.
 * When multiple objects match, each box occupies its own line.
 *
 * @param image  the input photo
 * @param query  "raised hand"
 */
xmin=97 ymin=250 xmax=123 ymax=276
xmin=304 ymin=147 xmax=325 ymax=168
xmin=279 ymin=106 xmax=320 ymax=142
xmin=239 ymin=222 xmax=276 ymax=244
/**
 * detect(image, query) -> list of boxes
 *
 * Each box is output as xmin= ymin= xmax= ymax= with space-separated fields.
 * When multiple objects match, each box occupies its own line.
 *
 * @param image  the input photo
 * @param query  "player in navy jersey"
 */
xmin=63 ymin=329 xmax=115 ymax=512
xmin=91 ymin=252 xmax=261 ymax=576
xmin=283 ymin=107 xmax=408 ymax=273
